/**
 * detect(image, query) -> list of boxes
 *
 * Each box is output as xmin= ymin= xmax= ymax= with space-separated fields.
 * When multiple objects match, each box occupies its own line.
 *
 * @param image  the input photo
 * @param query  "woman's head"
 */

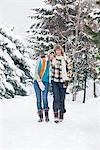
xmin=53 ymin=44 xmax=64 ymax=56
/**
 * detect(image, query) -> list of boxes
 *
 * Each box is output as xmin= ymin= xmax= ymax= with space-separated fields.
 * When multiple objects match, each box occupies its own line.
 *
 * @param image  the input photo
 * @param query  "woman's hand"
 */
xmin=38 ymin=81 xmax=45 ymax=91
xmin=63 ymin=81 xmax=69 ymax=88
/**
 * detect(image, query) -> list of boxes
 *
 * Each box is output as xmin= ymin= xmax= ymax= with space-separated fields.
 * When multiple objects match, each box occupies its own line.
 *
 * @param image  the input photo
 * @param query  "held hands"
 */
xmin=38 ymin=81 xmax=45 ymax=91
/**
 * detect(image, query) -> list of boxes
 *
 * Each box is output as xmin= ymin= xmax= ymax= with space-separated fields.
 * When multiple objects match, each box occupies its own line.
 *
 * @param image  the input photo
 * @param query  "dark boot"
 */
xmin=38 ymin=110 xmax=43 ymax=122
xmin=54 ymin=112 xmax=59 ymax=123
xmin=59 ymin=111 xmax=64 ymax=122
xmin=45 ymin=109 xmax=49 ymax=122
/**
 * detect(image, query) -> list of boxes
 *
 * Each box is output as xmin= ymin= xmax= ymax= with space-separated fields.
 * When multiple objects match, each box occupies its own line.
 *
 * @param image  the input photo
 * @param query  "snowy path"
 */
xmin=0 ymin=95 xmax=100 ymax=150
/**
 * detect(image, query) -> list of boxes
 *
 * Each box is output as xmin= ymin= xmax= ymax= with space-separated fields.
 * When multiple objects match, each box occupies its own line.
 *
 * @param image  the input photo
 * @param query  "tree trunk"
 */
xmin=83 ymin=75 xmax=87 ymax=103
xmin=93 ymin=77 xmax=97 ymax=98
xmin=72 ymin=0 xmax=81 ymax=101
xmin=72 ymin=62 xmax=77 ymax=101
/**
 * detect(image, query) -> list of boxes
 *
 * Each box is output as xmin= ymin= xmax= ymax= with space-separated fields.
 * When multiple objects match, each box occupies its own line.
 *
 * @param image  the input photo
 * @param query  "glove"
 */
xmin=38 ymin=81 xmax=45 ymax=91
xmin=63 ymin=81 xmax=69 ymax=88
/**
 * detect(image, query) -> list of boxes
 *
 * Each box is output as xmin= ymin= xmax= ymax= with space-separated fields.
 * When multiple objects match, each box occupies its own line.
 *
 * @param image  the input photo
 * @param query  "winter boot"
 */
xmin=59 ymin=111 xmax=64 ymax=122
xmin=45 ymin=109 xmax=49 ymax=122
xmin=38 ymin=110 xmax=43 ymax=122
xmin=54 ymin=112 xmax=59 ymax=123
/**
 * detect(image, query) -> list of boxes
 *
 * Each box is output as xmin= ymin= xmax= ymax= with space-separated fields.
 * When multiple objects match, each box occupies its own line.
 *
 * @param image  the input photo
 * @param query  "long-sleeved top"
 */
xmin=34 ymin=57 xmax=49 ymax=83
xmin=50 ymin=54 xmax=72 ymax=83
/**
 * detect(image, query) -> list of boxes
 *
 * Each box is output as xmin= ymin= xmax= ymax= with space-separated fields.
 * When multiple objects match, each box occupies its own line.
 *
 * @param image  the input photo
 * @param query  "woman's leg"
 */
xmin=34 ymin=80 xmax=42 ymax=111
xmin=42 ymin=82 xmax=49 ymax=109
xmin=59 ymin=83 xmax=66 ymax=121
xmin=51 ymin=81 xmax=60 ymax=113
xmin=42 ymin=82 xmax=49 ymax=121
xmin=59 ymin=84 xmax=66 ymax=113
xmin=51 ymin=81 xmax=61 ymax=123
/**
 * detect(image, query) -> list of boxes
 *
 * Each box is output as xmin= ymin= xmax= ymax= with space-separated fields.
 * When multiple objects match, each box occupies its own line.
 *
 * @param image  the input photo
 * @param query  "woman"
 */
xmin=34 ymin=50 xmax=49 ymax=122
xmin=50 ymin=44 xmax=72 ymax=123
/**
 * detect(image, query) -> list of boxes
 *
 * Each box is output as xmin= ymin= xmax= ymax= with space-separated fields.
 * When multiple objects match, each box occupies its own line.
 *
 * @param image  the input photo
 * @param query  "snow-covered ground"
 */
xmin=0 ymin=89 xmax=100 ymax=150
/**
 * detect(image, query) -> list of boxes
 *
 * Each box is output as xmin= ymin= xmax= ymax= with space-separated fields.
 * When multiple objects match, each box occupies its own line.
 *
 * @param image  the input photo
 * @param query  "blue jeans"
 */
xmin=51 ymin=81 xmax=66 ymax=113
xmin=34 ymin=80 xmax=49 ymax=111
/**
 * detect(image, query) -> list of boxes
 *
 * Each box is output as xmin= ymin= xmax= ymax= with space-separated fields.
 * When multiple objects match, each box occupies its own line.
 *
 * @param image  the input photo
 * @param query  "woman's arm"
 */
xmin=34 ymin=59 xmax=41 ymax=82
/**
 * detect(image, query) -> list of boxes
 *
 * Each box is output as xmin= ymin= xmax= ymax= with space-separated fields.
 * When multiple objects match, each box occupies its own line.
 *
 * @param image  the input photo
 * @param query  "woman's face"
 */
xmin=55 ymin=48 xmax=62 ymax=56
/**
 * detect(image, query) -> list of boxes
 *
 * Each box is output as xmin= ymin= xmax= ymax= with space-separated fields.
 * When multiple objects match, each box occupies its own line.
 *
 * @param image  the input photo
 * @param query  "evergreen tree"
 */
xmin=85 ymin=1 xmax=100 ymax=98
xmin=44 ymin=0 xmax=98 ymax=102
xmin=85 ymin=0 xmax=100 ymax=97
xmin=26 ymin=4 xmax=55 ymax=56
xmin=27 ymin=0 xmax=99 ymax=102
xmin=0 ymin=25 xmax=32 ymax=99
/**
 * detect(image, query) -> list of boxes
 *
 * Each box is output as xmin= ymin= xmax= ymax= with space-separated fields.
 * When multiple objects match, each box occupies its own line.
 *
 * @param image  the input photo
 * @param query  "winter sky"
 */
xmin=0 ymin=0 xmax=44 ymax=38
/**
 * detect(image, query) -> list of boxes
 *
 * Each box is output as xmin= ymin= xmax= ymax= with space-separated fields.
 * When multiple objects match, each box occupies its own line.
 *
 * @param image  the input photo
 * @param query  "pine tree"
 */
xmin=0 ymin=25 xmax=32 ymax=99
xmin=44 ymin=0 xmax=98 ymax=102
xmin=26 ymin=4 xmax=55 ymax=56
xmin=27 ymin=0 xmax=99 ymax=102
xmin=85 ymin=1 xmax=100 ymax=98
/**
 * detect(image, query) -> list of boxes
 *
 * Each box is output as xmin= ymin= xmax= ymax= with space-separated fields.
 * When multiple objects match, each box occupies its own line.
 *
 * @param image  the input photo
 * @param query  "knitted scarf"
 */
xmin=39 ymin=58 xmax=46 ymax=79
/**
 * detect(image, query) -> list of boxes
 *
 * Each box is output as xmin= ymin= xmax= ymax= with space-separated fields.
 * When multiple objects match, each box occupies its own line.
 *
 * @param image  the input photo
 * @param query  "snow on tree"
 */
xmin=26 ymin=4 xmax=55 ymax=56
xmin=85 ymin=2 xmax=100 ymax=75
xmin=27 ymin=0 xmax=99 ymax=102
xmin=43 ymin=0 xmax=99 ymax=102
xmin=84 ymin=1 xmax=100 ymax=98
xmin=0 ymin=25 xmax=33 ymax=99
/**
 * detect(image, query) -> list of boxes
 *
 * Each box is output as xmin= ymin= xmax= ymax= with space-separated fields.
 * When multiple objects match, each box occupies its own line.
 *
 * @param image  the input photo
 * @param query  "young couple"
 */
xmin=34 ymin=44 xmax=71 ymax=123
